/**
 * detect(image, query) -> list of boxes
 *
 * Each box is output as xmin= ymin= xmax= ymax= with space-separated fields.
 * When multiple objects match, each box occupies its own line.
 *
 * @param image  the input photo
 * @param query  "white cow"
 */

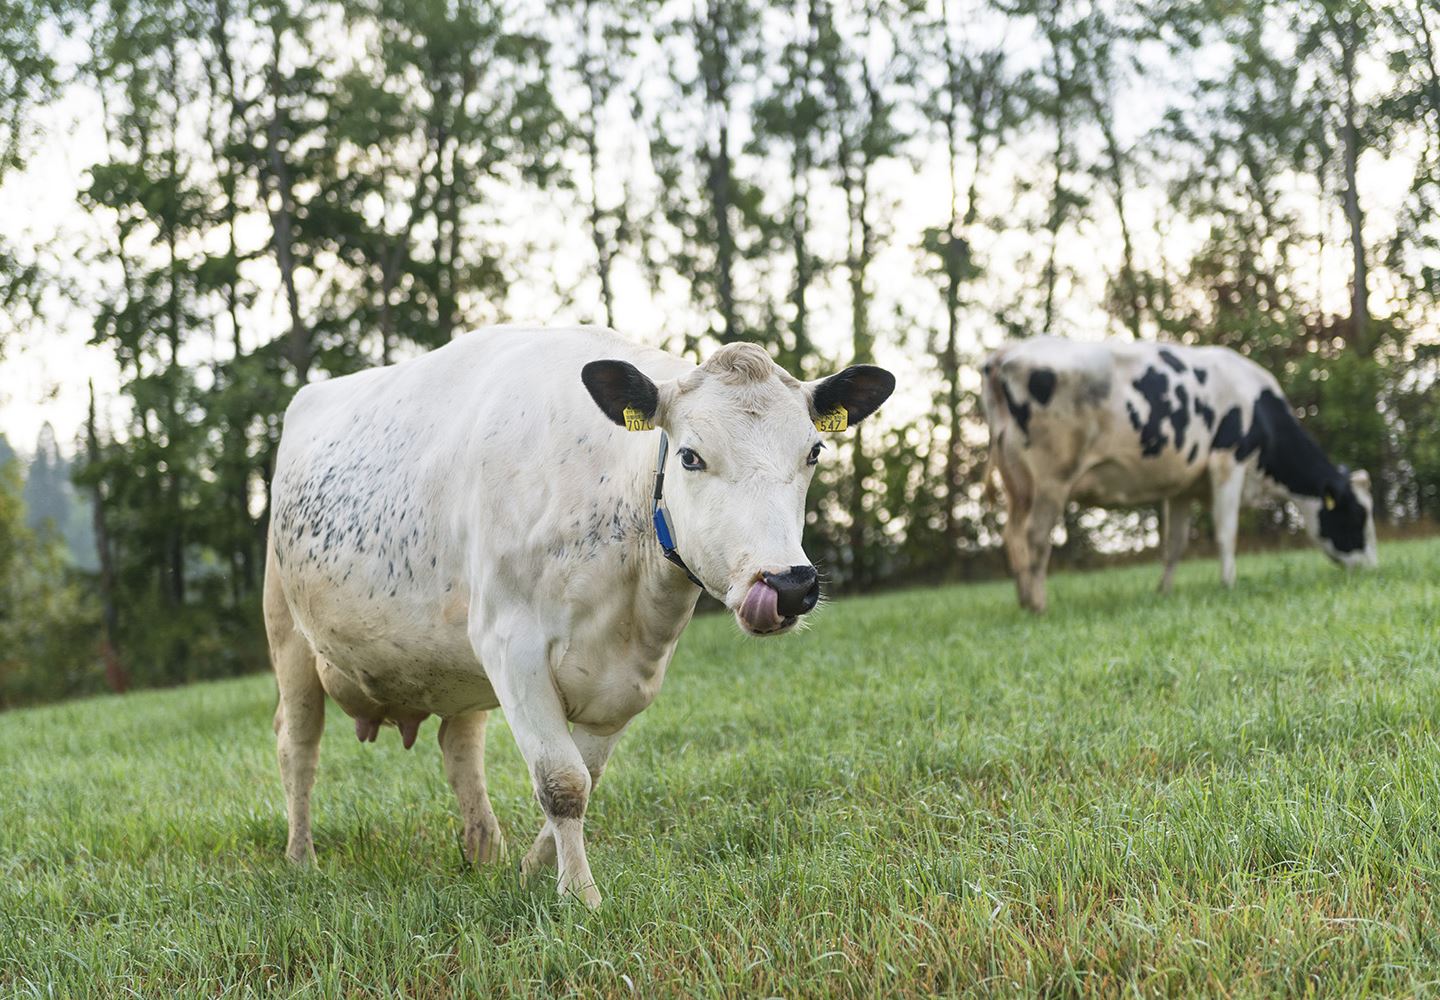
xmin=981 ymin=337 xmax=1377 ymax=613
xmin=264 ymin=326 xmax=894 ymax=905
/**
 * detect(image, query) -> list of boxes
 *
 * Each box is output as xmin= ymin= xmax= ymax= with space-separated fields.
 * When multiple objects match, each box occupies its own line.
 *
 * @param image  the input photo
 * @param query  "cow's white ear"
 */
xmin=1351 ymin=468 xmax=1371 ymax=491
xmin=582 ymin=360 xmax=659 ymax=431
xmin=806 ymin=365 xmax=896 ymax=431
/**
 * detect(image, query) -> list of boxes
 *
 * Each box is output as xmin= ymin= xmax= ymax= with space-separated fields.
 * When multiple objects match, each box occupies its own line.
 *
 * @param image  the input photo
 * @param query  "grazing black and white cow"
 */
xmin=981 ymin=337 xmax=1376 ymax=612
xmin=264 ymin=326 xmax=894 ymax=905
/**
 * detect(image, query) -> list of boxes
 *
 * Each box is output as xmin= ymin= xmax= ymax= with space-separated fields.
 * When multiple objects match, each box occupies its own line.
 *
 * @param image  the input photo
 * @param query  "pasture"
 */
xmin=3 ymin=538 xmax=1439 ymax=998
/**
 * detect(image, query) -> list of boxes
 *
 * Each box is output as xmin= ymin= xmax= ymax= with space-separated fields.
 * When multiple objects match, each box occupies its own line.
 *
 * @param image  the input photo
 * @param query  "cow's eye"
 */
xmin=807 ymin=442 xmax=824 ymax=466
xmin=678 ymin=447 xmax=706 ymax=471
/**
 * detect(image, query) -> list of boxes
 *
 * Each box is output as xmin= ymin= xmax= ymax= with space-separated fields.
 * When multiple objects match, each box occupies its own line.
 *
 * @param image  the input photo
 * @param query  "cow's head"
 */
xmin=583 ymin=343 xmax=895 ymax=635
xmin=1307 ymin=466 xmax=1378 ymax=569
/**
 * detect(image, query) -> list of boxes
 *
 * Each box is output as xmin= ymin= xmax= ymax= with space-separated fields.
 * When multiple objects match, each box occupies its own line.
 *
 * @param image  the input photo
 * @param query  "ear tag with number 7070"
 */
xmin=622 ymin=407 xmax=654 ymax=432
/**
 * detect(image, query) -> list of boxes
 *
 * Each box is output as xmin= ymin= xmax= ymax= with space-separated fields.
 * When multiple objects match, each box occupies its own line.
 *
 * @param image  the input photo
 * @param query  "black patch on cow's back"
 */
xmin=1028 ymin=368 xmax=1057 ymax=406
xmin=1158 ymin=348 xmax=1187 ymax=374
xmin=1002 ymin=382 xmax=1032 ymax=439
xmin=1125 ymin=401 xmax=1142 ymax=431
xmin=1194 ymin=367 xmax=1208 ymax=385
xmin=1187 ymin=443 xmax=1199 ymax=464
xmin=1131 ymin=367 xmax=1173 ymax=457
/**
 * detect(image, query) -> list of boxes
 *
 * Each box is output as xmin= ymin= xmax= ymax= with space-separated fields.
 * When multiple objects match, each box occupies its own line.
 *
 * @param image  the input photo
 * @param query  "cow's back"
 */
xmin=984 ymin=338 xmax=1272 ymax=505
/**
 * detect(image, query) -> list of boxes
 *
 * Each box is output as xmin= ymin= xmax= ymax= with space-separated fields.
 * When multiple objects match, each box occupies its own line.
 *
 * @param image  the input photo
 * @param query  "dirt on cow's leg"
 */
xmin=521 ymin=725 xmax=623 ymax=882
xmin=265 ymin=543 xmax=325 ymax=866
xmin=438 ymin=712 xmax=504 ymax=865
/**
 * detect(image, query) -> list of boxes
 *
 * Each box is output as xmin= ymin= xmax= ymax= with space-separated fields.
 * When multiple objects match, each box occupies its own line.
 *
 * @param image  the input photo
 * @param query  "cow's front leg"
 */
xmin=522 ymin=725 xmax=624 ymax=880
xmin=1210 ymin=466 xmax=1245 ymax=588
xmin=481 ymin=631 xmax=601 ymax=907
xmin=438 ymin=711 xmax=504 ymax=865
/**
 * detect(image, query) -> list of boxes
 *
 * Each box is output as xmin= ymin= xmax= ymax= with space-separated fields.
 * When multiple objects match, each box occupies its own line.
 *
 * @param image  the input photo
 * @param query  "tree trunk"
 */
xmin=1340 ymin=23 xmax=1369 ymax=350
xmin=87 ymin=382 xmax=127 ymax=695
xmin=264 ymin=25 xmax=310 ymax=383
xmin=702 ymin=0 xmax=738 ymax=341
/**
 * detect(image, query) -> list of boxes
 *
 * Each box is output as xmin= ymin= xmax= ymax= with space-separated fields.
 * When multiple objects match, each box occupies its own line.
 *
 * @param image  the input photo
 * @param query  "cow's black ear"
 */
xmin=582 ymin=360 xmax=659 ymax=428
xmin=810 ymin=365 xmax=896 ymax=427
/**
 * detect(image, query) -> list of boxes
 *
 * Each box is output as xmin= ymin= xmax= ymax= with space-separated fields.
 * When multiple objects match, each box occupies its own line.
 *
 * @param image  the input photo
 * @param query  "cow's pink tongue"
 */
xmin=739 ymin=579 xmax=783 ymax=632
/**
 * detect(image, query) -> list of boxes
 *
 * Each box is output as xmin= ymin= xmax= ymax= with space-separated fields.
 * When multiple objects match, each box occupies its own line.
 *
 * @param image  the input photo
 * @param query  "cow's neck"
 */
xmin=616 ymin=432 xmax=704 ymax=627
xmin=1245 ymin=390 xmax=1342 ymax=501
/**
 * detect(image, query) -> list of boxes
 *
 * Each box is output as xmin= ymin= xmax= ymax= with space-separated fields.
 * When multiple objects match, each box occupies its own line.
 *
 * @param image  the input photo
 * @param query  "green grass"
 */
xmin=3 ymin=539 xmax=1439 ymax=998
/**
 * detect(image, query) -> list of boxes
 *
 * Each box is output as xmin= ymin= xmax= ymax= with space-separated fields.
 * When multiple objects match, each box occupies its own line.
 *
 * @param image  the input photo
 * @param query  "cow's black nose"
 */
xmin=763 ymin=565 xmax=820 ymax=617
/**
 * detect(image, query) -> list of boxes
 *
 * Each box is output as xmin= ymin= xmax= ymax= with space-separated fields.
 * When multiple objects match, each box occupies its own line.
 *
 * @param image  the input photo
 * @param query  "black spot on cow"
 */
xmin=1187 ymin=443 xmax=1199 ymax=464
xmin=1194 ymin=367 xmax=1208 ymax=385
xmin=1028 ymin=368 xmax=1057 ymax=406
xmin=1193 ymin=395 xmax=1216 ymax=430
xmin=1158 ymin=348 xmax=1187 ymax=374
xmin=1131 ymin=367 xmax=1174 ymax=457
xmin=1171 ymin=385 xmax=1190 ymax=449
xmin=1125 ymin=401 xmax=1142 ymax=431
xmin=1002 ymin=382 xmax=1032 ymax=440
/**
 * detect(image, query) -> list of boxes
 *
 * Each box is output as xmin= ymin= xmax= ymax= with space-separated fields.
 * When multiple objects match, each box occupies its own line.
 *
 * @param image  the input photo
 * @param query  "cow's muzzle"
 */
xmin=762 ymin=565 xmax=820 ymax=618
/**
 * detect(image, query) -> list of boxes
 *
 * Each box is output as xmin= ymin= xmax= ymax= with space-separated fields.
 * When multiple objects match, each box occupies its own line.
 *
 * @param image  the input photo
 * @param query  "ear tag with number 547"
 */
xmin=814 ymin=406 xmax=848 ymax=432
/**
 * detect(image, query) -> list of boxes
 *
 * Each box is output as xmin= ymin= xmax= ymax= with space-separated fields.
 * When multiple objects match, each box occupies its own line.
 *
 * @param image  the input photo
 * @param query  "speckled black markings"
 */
xmin=273 ymin=414 xmax=437 ymax=593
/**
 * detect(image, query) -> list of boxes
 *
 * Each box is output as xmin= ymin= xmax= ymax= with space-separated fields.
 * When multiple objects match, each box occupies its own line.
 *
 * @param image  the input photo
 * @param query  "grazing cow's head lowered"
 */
xmin=583 ymin=343 xmax=895 ymax=636
xmin=1310 ymin=467 xmax=1378 ymax=569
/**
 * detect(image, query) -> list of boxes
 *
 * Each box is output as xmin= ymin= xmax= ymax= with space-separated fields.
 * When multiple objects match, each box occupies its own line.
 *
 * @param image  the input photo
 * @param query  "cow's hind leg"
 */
xmin=265 ymin=550 xmax=325 ymax=864
xmin=438 ymin=711 xmax=504 ymax=864
xmin=994 ymin=448 xmax=1036 ymax=610
xmin=1020 ymin=485 xmax=1067 ymax=614
xmin=1158 ymin=498 xmax=1191 ymax=594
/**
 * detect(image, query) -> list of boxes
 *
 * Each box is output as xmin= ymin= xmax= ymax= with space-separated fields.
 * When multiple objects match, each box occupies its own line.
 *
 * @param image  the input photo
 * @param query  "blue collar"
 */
xmin=651 ymin=430 xmax=710 ymax=595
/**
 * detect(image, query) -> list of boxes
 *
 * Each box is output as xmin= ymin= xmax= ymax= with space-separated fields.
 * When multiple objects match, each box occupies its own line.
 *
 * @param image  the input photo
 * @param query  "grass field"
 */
xmin=3 ymin=539 xmax=1439 ymax=998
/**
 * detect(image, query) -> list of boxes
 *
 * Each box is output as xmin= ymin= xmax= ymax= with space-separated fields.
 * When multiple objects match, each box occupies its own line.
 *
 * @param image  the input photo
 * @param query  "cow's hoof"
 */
xmin=560 ymin=880 xmax=602 ymax=909
xmin=465 ymin=820 xmax=505 ymax=865
xmin=521 ymin=828 xmax=558 ymax=877
xmin=285 ymin=842 xmax=316 ymax=866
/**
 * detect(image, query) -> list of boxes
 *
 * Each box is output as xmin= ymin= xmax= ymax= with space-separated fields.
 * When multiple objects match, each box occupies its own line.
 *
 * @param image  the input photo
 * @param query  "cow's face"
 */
xmin=1310 ymin=468 xmax=1378 ymax=569
xmin=583 ymin=344 xmax=895 ymax=636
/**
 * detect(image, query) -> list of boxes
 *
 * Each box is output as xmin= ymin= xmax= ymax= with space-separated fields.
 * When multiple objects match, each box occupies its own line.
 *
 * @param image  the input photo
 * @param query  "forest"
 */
xmin=1 ymin=0 xmax=1438 ymax=706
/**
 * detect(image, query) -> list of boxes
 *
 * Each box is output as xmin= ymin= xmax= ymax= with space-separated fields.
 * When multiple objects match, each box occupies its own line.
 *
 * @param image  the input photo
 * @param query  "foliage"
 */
xmin=0 ymin=459 xmax=98 ymax=707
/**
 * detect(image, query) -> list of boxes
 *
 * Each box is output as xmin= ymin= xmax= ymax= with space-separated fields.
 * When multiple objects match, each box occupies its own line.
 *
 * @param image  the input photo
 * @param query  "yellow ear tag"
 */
xmin=622 ymin=407 xmax=654 ymax=432
xmin=814 ymin=406 xmax=848 ymax=432
xmin=1324 ymin=495 xmax=1336 ymax=511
